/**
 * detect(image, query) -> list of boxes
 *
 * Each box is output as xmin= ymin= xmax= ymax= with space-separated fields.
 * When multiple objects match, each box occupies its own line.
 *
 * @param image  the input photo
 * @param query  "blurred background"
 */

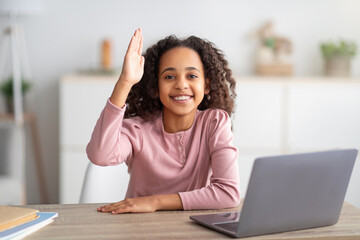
xmin=0 ymin=0 xmax=359 ymax=207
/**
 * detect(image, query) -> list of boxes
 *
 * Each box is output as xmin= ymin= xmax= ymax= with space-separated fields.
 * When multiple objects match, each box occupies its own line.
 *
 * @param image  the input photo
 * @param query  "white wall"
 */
xmin=0 ymin=0 xmax=359 ymax=203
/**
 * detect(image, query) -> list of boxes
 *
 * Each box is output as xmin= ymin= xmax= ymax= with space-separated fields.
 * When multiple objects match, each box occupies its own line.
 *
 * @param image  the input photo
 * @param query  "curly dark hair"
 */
xmin=124 ymin=35 xmax=236 ymax=120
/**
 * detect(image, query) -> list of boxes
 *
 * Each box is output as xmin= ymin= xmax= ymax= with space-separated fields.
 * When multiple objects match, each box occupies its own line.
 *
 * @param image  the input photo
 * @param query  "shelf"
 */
xmin=235 ymin=75 xmax=360 ymax=83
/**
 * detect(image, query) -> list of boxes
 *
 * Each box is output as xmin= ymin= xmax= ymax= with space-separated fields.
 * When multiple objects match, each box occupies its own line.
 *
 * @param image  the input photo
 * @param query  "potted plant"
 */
xmin=0 ymin=76 xmax=32 ymax=113
xmin=321 ymin=40 xmax=357 ymax=77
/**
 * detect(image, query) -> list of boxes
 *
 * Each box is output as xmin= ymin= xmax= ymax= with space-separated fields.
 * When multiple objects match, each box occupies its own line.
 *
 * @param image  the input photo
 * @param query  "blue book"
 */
xmin=0 ymin=212 xmax=58 ymax=240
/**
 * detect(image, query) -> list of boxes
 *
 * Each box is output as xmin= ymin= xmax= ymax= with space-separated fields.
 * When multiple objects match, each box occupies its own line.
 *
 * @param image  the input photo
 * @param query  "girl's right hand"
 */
xmin=119 ymin=28 xmax=145 ymax=86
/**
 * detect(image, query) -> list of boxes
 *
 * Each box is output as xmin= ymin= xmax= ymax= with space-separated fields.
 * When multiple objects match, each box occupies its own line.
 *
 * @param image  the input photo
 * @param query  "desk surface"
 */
xmin=23 ymin=200 xmax=360 ymax=240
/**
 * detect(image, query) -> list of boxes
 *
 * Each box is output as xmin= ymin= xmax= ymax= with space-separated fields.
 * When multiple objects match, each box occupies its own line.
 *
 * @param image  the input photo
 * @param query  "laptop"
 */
xmin=190 ymin=149 xmax=358 ymax=238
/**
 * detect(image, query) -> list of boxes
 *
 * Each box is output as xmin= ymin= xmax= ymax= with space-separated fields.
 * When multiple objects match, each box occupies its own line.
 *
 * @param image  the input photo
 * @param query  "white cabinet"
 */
xmin=234 ymin=77 xmax=360 ymax=208
xmin=233 ymin=80 xmax=283 ymax=152
xmin=288 ymin=82 xmax=360 ymax=149
xmin=60 ymin=75 xmax=360 ymax=207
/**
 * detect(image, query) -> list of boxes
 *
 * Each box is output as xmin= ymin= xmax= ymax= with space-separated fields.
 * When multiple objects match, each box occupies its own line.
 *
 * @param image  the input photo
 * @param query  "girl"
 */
xmin=87 ymin=28 xmax=240 ymax=214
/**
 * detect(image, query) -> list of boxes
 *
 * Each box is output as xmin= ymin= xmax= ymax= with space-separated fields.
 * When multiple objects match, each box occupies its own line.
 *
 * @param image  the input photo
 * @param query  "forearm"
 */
xmin=155 ymin=194 xmax=183 ymax=211
xmin=110 ymin=77 xmax=133 ymax=108
xmin=179 ymin=181 xmax=240 ymax=210
xmin=178 ymin=156 xmax=241 ymax=210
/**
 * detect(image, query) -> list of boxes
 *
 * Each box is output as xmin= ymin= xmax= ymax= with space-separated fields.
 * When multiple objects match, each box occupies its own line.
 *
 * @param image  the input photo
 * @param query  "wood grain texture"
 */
xmin=22 ymin=200 xmax=360 ymax=240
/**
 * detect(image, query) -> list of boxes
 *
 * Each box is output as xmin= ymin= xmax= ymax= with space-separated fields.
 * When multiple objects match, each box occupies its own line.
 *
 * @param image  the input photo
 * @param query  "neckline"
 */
xmin=160 ymin=110 xmax=199 ymax=136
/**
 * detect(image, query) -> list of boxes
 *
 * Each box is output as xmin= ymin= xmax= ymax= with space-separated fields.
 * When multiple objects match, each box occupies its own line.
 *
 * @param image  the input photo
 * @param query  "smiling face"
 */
xmin=158 ymin=47 xmax=209 ymax=129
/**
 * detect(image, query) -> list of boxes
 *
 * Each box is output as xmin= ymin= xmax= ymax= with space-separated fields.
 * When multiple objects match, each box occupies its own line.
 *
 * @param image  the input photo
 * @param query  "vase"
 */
xmin=324 ymin=55 xmax=351 ymax=77
xmin=5 ymin=98 xmax=26 ymax=114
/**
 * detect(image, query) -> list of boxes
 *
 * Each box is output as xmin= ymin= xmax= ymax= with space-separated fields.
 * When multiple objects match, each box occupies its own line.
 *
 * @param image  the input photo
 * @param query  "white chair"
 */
xmin=79 ymin=162 xmax=130 ymax=203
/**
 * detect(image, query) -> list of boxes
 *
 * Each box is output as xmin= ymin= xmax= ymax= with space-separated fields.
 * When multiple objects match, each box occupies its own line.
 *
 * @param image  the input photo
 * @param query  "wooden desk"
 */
xmin=23 ymin=200 xmax=360 ymax=239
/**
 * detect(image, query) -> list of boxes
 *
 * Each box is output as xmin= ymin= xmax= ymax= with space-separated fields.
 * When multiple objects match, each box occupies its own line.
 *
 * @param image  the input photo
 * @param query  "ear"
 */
xmin=204 ymin=78 xmax=210 ymax=95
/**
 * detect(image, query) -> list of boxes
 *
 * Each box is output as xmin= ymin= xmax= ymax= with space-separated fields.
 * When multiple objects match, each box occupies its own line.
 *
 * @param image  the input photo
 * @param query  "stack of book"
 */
xmin=0 ymin=206 xmax=57 ymax=240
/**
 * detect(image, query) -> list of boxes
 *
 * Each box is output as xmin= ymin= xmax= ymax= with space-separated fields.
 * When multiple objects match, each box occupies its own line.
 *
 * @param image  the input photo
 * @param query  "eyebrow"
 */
xmin=160 ymin=67 xmax=201 ymax=75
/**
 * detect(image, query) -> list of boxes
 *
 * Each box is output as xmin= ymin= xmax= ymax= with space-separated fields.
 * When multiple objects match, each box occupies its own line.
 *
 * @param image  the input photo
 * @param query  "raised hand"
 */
xmin=110 ymin=28 xmax=145 ymax=108
xmin=119 ymin=28 xmax=145 ymax=85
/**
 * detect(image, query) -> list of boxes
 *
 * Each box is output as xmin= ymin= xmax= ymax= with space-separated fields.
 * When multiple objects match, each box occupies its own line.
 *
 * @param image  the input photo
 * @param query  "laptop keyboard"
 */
xmin=214 ymin=221 xmax=239 ymax=232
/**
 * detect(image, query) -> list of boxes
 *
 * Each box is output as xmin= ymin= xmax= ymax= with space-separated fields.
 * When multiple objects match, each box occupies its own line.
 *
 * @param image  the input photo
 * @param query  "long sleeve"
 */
xmin=86 ymin=99 xmax=142 ymax=166
xmin=86 ymin=104 xmax=239 ymax=210
xmin=178 ymin=110 xmax=240 ymax=210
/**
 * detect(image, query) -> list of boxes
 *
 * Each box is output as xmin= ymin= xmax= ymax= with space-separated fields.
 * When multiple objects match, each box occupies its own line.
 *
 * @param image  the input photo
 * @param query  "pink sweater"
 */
xmin=86 ymin=99 xmax=240 ymax=210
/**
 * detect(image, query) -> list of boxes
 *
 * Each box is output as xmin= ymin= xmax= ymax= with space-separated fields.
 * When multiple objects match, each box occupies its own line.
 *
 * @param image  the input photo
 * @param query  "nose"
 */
xmin=175 ymin=76 xmax=189 ymax=90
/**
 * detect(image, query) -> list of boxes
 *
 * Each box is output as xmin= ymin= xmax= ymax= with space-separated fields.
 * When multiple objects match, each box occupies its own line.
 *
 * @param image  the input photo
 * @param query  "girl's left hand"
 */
xmin=97 ymin=194 xmax=183 ymax=214
xmin=97 ymin=196 xmax=159 ymax=214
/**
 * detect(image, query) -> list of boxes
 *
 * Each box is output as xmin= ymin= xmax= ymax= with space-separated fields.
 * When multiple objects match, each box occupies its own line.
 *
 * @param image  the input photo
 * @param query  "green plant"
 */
xmin=263 ymin=37 xmax=276 ymax=49
xmin=0 ymin=76 xmax=32 ymax=100
xmin=321 ymin=40 xmax=357 ymax=59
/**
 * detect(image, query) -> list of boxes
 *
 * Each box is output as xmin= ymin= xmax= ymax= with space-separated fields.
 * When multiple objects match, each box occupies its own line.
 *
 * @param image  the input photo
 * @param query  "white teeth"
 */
xmin=174 ymin=96 xmax=190 ymax=101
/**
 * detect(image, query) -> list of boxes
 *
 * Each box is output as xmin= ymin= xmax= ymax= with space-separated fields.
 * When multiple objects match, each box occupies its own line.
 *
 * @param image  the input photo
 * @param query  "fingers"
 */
xmin=112 ymin=206 xmax=133 ymax=214
xmin=127 ymin=35 xmax=135 ymax=53
xmin=97 ymin=200 xmax=135 ymax=214
xmin=138 ymin=29 xmax=143 ymax=55
xmin=126 ymin=28 xmax=141 ymax=53
xmin=97 ymin=196 xmax=156 ymax=214
xmin=125 ymin=28 xmax=143 ymax=59
xmin=133 ymin=28 xmax=143 ymax=55
xmin=97 ymin=202 xmax=129 ymax=214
